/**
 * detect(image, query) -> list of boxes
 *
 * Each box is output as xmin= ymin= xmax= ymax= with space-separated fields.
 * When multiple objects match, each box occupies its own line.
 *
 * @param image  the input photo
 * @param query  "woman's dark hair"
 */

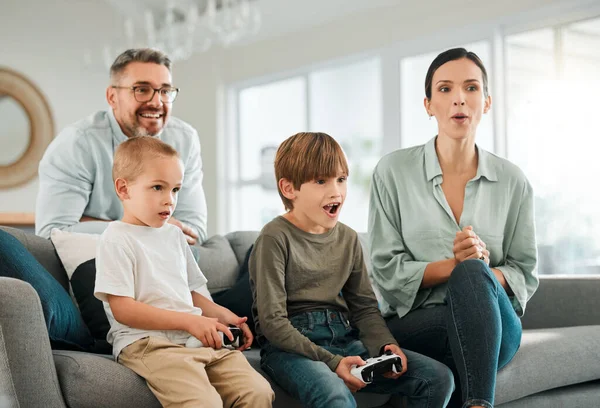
xmin=424 ymin=48 xmax=489 ymax=100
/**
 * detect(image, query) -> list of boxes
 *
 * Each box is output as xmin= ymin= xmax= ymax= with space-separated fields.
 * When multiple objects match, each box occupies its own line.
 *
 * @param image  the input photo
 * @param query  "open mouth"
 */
xmin=323 ymin=203 xmax=340 ymax=217
xmin=159 ymin=211 xmax=171 ymax=218
xmin=452 ymin=114 xmax=468 ymax=120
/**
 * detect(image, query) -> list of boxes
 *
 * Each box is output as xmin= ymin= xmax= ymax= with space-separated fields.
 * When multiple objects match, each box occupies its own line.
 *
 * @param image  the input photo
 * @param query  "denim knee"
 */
xmin=449 ymin=259 xmax=496 ymax=288
xmin=428 ymin=360 xmax=455 ymax=405
xmin=306 ymin=377 xmax=357 ymax=408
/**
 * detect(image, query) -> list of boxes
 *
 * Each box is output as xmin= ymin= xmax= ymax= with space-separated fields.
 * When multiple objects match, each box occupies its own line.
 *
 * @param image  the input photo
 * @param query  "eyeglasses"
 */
xmin=111 ymin=85 xmax=180 ymax=103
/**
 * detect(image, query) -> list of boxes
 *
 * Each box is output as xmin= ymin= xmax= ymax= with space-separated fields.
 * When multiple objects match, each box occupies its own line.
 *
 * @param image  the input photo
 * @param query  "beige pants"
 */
xmin=119 ymin=336 xmax=275 ymax=408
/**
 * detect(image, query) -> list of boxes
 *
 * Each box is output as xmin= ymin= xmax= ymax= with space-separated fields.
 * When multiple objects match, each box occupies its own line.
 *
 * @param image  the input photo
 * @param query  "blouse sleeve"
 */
xmin=496 ymin=179 xmax=539 ymax=316
xmin=368 ymin=170 xmax=430 ymax=317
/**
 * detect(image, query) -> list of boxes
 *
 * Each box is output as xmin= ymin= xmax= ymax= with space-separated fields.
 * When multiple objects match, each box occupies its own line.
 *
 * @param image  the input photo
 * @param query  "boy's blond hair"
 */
xmin=112 ymin=136 xmax=179 ymax=182
xmin=274 ymin=132 xmax=349 ymax=211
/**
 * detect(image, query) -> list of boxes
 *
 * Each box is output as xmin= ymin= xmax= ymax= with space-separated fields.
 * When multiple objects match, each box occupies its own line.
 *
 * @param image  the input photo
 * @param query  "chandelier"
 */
xmin=85 ymin=0 xmax=261 ymax=69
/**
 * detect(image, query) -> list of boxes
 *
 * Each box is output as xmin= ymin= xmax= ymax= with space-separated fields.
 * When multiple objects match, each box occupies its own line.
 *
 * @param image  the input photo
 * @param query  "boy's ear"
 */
xmin=278 ymin=178 xmax=296 ymax=201
xmin=115 ymin=178 xmax=130 ymax=200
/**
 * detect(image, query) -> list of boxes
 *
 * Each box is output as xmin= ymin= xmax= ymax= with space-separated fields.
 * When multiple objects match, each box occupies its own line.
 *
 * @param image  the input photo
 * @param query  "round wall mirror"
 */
xmin=0 ymin=68 xmax=54 ymax=188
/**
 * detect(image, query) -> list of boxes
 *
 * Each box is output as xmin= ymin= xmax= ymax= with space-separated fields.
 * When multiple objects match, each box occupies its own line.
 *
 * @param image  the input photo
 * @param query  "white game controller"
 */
xmin=350 ymin=350 xmax=403 ymax=384
xmin=185 ymin=326 xmax=243 ymax=350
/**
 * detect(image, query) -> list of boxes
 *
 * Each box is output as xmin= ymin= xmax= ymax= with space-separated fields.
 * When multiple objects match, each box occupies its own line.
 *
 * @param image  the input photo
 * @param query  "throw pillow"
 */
xmin=0 ymin=229 xmax=94 ymax=351
xmin=212 ymin=245 xmax=256 ymax=340
xmin=70 ymin=258 xmax=111 ymax=353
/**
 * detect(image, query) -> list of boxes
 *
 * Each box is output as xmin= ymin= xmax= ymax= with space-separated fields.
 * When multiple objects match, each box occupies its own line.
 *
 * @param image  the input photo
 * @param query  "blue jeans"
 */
xmin=260 ymin=310 xmax=454 ymax=408
xmin=386 ymin=260 xmax=522 ymax=408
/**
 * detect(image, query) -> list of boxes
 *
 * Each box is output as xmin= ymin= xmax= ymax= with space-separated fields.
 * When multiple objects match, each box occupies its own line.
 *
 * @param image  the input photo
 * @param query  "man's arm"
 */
xmin=172 ymin=130 xmax=208 ymax=243
xmin=35 ymin=128 xmax=101 ymax=238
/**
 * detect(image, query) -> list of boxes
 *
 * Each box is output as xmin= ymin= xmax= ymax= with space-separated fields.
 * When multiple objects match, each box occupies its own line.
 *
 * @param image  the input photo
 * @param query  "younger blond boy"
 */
xmin=249 ymin=132 xmax=454 ymax=408
xmin=94 ymin=136 xmax=274 ymax=408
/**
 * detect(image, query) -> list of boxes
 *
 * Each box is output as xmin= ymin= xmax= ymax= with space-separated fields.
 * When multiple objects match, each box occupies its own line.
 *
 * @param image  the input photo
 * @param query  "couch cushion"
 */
xmin=53 ymin=350 xmax=161 ymax=408
xmin=495 ymin=325 xmax=600 ymax=405
xmin=0 ymin=326 xmax=19 ymax=408
xmin=497 ymin=380 xmax=600 ymax=407
xmin=225 ymin=231 xmax=260 ymax=265
xmin=195 ymin=235 xmax=240 ymax=293
xmin=520 ymin=276 xmax=600 ymax=330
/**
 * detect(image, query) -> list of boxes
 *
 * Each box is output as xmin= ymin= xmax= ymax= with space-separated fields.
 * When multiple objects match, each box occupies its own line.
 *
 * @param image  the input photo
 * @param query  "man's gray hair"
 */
xmin=109 ymin=48 xmax=172 ymax=80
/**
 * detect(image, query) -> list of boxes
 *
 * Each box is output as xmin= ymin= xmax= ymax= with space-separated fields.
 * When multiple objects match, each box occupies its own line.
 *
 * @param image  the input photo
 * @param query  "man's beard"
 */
xmin=132 ymin=125 xmax=162 ymax=138
xmin=125 ymin=119 xmax=164 ymax=138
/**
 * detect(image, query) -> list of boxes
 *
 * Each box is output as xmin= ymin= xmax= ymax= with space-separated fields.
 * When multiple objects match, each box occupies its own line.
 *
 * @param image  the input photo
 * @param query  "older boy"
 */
xmin=249 ymin=132 xmax=454 ymax=408
xmin=94 ymin=136 xmax=274 ymax=408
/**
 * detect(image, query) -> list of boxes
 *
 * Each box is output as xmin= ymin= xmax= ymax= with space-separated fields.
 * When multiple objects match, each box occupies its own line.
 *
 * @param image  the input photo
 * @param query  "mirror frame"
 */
xmin=0 ymin=67 xmax=54 ymax=188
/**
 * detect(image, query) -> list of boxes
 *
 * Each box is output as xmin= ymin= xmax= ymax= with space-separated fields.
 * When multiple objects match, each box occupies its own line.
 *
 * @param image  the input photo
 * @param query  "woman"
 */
xmin=368 ymin=48 xmax=538 ymax=408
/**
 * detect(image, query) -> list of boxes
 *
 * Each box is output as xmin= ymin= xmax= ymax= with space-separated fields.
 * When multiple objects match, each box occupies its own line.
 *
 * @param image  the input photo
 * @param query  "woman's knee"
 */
xmin=449 ymin=259 xmax=495 ymax=289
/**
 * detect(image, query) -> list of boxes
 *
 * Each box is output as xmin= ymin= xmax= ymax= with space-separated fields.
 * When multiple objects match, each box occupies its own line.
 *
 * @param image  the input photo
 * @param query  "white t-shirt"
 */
xmin=95 ymin=221 xmax=208 ymax=360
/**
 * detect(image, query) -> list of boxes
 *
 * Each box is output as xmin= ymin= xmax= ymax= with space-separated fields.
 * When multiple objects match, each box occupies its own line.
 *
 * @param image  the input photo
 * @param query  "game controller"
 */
xmin=185 ymin=326 xmax=243 ymax=350
xmin=350 ymin=350 xmax=403 ymax=384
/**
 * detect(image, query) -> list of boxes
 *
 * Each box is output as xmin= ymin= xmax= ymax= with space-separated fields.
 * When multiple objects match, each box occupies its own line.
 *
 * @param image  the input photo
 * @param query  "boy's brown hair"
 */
xmin=274 ymin=132 xmax=349 ymax=211
xmin=112 ymin=136 xmax=180 ymax=182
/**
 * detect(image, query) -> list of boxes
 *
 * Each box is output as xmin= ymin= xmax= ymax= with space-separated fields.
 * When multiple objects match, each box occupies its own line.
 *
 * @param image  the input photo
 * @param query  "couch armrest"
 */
xmin=0 ymin=277 xmax=67 ymax=408
xmin=520 ymin=276 xmax=600 ymax=330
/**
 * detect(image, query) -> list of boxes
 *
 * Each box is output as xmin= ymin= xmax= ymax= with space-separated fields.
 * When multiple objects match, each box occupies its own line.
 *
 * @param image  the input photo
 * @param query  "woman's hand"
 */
xmin=453 ymin=226 xmax=489 ymax=264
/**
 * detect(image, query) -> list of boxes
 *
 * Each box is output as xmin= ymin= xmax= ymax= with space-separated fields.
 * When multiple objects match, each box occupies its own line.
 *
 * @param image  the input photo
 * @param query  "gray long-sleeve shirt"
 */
xmin=35 ymin=109 xmax=207 ymax=242
xmin=249 ymin=216 xmax=398 ymax=371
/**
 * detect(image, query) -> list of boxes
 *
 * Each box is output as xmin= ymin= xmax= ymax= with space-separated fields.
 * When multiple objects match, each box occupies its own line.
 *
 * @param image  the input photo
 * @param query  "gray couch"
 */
xmin=1 ymin=226 xmax=599 ymax=408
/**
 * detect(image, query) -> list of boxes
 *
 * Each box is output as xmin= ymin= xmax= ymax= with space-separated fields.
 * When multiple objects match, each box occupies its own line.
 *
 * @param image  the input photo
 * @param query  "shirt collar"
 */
xmin=424 ymin=136 xmax=498 ymax=183
xmin=107 ymin=109 xmax=129 ymax=145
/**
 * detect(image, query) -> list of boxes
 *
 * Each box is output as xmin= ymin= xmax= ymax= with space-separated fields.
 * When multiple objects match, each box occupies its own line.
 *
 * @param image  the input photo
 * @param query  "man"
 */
xmin=35 ymin=48 xmax=207 ymax=244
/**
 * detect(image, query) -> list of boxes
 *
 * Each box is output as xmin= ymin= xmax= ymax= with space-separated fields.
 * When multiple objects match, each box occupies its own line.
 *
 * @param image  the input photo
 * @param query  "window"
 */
xmin=228 ymin=58 xmax=382 ymax=233
xmin=505 ymin=16 xmax=600 ymax=274
xmin=229 ymin=77 xmax=306 ymax=232
xmin=225 ymin=8 xmax=600 ymax=275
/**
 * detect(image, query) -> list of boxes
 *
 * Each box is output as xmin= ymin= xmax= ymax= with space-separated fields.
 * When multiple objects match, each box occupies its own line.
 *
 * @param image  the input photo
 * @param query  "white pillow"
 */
xmin=51 ymin=229 xmax=98 ymax=279
xmin=50 ymin=228 xmax=212 ymax=300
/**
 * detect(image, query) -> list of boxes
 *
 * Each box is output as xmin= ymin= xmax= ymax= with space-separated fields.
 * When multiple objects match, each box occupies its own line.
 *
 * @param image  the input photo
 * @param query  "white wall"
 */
xmin=0 ymin=0 xmax=572 ymax=235
xmin=0 ymin=0 xmax=113 ymax=212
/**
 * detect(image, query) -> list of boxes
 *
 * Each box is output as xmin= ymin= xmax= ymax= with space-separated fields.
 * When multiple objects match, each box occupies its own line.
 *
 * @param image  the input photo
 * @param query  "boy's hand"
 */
xmin=186 ymin=315 xmax=232 ymax=349
xmin=227 ymin=316 xmax=254 ymax=351
xmin=381 ymin=344 xmax=408 ymax=379
xmin=335 ymin=356 xmax=367 ymax=393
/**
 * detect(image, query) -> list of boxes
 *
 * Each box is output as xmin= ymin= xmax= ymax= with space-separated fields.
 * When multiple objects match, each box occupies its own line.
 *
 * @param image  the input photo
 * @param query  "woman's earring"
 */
xmin=429 ymin=115 xmax=432 ymax=121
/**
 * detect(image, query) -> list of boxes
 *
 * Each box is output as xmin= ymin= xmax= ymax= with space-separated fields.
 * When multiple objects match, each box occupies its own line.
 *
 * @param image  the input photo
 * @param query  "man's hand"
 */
xmin=453 ymin=226 xmax=489 ymax=264
xmin=381 ymin=344 xmax=408 ymax=379
xmin=335 ymin=356 xmax=368 ymax=393
xmin=185 ymin=315 xmax=232 ymax=349
xmin=169 ymin=216 xmax=199 ymax=245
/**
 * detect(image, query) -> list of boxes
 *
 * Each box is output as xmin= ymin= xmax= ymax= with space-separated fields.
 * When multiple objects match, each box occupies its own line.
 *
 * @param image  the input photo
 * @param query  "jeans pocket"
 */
xmin=289 ymin=315 xmax=311 ymax=336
